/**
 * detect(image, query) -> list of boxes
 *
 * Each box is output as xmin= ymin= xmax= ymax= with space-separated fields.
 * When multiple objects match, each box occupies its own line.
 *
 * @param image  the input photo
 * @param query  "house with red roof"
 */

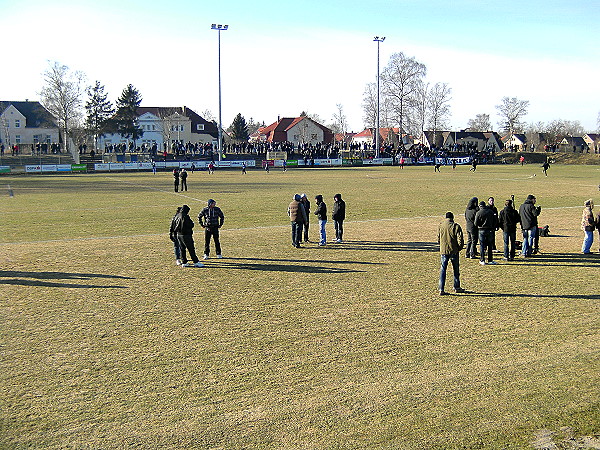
xmin=252 ymin=116 xmax=333 ymax=145
xmin=351 ymin=128 xmax=403 ymax=148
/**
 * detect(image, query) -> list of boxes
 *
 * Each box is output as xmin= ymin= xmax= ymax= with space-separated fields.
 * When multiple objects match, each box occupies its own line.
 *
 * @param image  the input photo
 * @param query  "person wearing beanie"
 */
xmin=581 ymin=199 xmax=595 ymax=254
xmin=437 ymin=212 xmax=465 ymax=295
xmin=314 ymin=194 xmax=327 ymax=246
xmin=519 ymin=194 xmax=541 ymax=257
xmin=332 ymin=193 xmax=346 ymax=243
xmin=171 ymin=205 xmax=203 ymax=267
xmin=498 ymin=199 xmax=521 ymax=260
xmin=198 ymin=199 xmax=225 ymax=259
xmin=288 ymin=194 xmax=307 ymax=248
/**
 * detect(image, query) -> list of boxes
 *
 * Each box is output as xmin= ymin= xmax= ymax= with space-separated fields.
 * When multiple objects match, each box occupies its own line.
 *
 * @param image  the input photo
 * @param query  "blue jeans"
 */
xmin=478 ymin=229 xmax=494 ymax=262
xmin=291 ymin=222 xmax=303 ymax=247
xmin=439 ymin=253 xmax=460 ymax=292
xmin=318 ymin=219 xmax=327 ymax=245
xmin=522 ymin=227 xmax=537 ymax=256
xmin=503 ymin=230 xmax=516 ymax=259
xmin=173 ymin=239 xmax=181 ymax=260
xmin=582 ymin=230 xmax=594 ymax=253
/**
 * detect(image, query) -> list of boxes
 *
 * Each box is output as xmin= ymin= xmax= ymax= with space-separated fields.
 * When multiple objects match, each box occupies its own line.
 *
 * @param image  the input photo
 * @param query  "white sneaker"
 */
xmin=203 ymin=254 xmax=209 ymax=260
xmin=194 ymin=262 xmax=204 ymax=268
xmin=182 ymin=262 xmax=194 ymax=267
xmin=479 ymin=261 xmax=486 ymax=266
xmin=217 ymin=254 xmax=223 ymax=259
xmin=175 ymin=259 xmax=182 ymax=266
xmin=487 ymin=261 xmax=497 ymax=265
xmin=336 ymin=239 xmax=342 ymax=243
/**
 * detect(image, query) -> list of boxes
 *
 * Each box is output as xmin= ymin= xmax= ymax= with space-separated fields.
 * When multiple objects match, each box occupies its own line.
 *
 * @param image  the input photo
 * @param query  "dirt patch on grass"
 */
xmin=532 ymin=428 xmax=600 ymax=449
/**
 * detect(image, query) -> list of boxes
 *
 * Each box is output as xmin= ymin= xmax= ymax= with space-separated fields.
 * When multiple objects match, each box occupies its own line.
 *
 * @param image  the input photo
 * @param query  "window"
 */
xmin=15 ymin=135 xmax=21 ymax=143
xmin=152 ymin=125 xmax=156 ymax=131
xmin=15 ymin=120 xmax=20 ymax=128
xmin=46 ymin=135 xmax=51 ymax=143
xmin=196 ymin=124 xmax=205 ymax=131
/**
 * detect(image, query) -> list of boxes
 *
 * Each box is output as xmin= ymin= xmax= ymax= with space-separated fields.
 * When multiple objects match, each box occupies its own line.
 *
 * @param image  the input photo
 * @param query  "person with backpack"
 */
xmin=498 ymin=199 xmax=521 ymax=261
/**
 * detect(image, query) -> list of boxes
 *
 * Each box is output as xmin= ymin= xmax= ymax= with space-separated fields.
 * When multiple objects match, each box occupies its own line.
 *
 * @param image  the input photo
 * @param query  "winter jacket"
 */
xmin=199 ymin=206 xmax=224 ymax=228
xmin=498 ymin=205 xmax=521 ymax=233
xmin=332 ymin=196 xmax=346 ymax=221
xmin=519 ymin=199 xmax=541 ymax=230
xmin=581 ymin=206 xmax=595 ymax=232
xmin=464 ymin=197 xmax=479 ymax=232
xmin=438 ymin=219 xmax=464 ymax=255
xmin=314 ymin=196 xmax=327 ymax=221
xmin=474 ymin=205 xmax=498 ymax=230
xmin=172 ymin=205 xmax=194 ymax=235
xmin=288 ymin=198 xmax=307 ymax=224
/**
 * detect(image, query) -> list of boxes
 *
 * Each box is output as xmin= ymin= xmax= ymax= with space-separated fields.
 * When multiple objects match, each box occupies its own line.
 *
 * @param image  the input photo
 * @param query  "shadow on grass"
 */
xmin=225 ymin=257 xmax=382 ymax=266
xmin=0 ymin=270 xmax=133 ymax=289
xmin=503 ymin=252 xmax=599 ymax=266
xmin=460 ymin=291 xmax=600 ymax=300
xmin=212 ymin=260 xmax=366 ymax=274
xmin=329 ymin=240 xmax=439 ymax=252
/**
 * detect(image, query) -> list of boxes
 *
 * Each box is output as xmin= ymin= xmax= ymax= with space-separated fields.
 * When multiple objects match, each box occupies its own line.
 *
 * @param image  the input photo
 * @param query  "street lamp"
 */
xmin=211 ymin=23 xmax=228 ymax=161
xmin=373 ymin=36 xmax=385 ymax=158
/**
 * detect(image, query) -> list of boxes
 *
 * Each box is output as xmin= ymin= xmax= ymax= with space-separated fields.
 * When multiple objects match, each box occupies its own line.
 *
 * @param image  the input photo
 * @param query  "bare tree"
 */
xmin=597 ymin=111 xmax=600 ymax=132
xmin=412 ymin=81 xmax=429 ymax=140
xmin=466 ymin=114 xmax=492 ymax=132
xmin=427 ymin=82 xmax=452 ymax=139
xmin=332 ymin=103 xmax=348 ymax=135
xmin=362 ymin=82 xmax=392 ymax=129
xmin=40 ymin=61 xmax=86 ymax=153
xmin=201 ymin=109 xmax=216 ymax=122
xmin=381 ymin=52 xmax=427 ymax=140
xmin=495 ymin=97 xmax=529 ymax=136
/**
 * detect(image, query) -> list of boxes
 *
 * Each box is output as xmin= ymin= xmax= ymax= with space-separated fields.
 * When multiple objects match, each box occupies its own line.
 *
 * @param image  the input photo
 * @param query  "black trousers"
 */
xmin=204 ymin=227 xmax=222 ymax=256
xmin=177 ymin=234 xmax=199 ymax=263
xmin=335 ymin=220 xmax=344 ymax=241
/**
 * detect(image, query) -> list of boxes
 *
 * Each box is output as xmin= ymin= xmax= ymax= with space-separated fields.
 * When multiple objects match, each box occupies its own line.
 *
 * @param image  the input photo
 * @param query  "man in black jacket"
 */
xmin=198 ymin=199 xmax=225 ymax=259
xmin=464 ymin=197 xmax=479 ymax=258
xmin=332 ymin=193 xmax=346 ymax=243
xmin=519 ymin=194 xmax=541 ymax=257
xmin=172 ymin=205 xmax=203 ymax=267
xmin=498 ymin=199 xmax=521 ymax=260
xmin=474 ymin=201 xmax=498 ymax=265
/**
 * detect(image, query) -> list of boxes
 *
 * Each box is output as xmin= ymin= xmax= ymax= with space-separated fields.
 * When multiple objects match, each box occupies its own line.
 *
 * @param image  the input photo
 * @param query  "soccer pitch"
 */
xmin=1 ymin=164 xmax=598 ymax=448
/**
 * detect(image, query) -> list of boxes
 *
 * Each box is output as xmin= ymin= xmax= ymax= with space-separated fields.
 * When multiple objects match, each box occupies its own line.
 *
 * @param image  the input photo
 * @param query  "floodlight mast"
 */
xmin=211 ymin=24 xmax=229 ymax=161
xmin=373 ymin=36 xmax=385 ymax=158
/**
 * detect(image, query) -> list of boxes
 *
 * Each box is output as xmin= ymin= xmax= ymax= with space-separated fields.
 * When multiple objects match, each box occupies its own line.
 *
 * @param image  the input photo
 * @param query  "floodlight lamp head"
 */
xmin=211 ymin=24 xmax=217 ymax=29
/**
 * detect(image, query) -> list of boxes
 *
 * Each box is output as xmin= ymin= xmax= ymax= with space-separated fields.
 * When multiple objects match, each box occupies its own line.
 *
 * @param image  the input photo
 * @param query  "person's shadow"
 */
xmin=0 ymin=270 xmax=133 ymax=288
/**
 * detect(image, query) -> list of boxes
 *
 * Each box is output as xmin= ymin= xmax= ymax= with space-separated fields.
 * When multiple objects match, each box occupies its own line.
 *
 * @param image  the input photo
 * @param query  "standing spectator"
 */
xmin=172 ymin=205 xmax=203 ymax=267
xmin=264 ymin=161 xmax=270 ymax=173
xmin=173 ymin=168 xmax=180 ymax=192
xmin=180 ymin=168 xmax=188 ymax=191
xmin=198 ymin=199 xmax=225 ymax=259
xmin=283 ymin=160 xmax=287 ymax=172
xmin=314 ymin=194 xmax=327 ymax=246
xmin=581 ymin=199 xmax=595 ymax=254
xmin=300 ymin=194 xmax=311 ymax=243
xmin=464 ymin=197 xmax=479 ymax=259
xmin=437 ymin=212 xmax=466 ymax=295
xmin=452 ymin=159 xmax=457 ymax=170
xmin=169 ymin=207 xmax=183 ymax=265
xmin=288 ymin=194 xmax=307 ymax=248
xmin=519 ymin=194 xmax=541 ymax=257
xmin=241 ymin=162 xmax=247 ymax=174
xmin=332 ymin=193 xmax=346 ymax=243
xmin=474 ymin=201 xmax=498 ymax=265
xmin=487 ymin=197 xmax=499 ymax=251
xmin=596 ymin=207 xmax=600 ymax=253
xmin=498 ymin=199 xmax=521 ymax=261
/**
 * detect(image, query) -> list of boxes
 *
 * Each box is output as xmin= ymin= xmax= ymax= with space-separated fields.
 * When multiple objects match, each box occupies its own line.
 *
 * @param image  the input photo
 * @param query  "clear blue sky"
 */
xmin=2 ymin=0 xmax=598 ymax=132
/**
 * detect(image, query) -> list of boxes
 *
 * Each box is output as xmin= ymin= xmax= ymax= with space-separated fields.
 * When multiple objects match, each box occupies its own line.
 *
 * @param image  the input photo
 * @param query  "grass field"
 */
xmin=1 ymin=164 xmax=599 ymax=448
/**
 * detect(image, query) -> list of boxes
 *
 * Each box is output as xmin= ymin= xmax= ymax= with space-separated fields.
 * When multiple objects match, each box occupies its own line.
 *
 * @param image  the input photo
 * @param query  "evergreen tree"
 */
xmin=115 ymin=84 xmax=143 ymax=142
xmin=85 ymin=81 xmax=114 ymax=148
xmin=229 ymin=113 xmax=249 ymax=141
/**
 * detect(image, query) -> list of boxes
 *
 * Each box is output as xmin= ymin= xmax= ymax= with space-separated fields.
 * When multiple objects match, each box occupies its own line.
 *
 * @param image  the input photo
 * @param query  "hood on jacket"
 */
xmin=315 ymin=195 xmax=323 ymax=203
xmin=467 ymin=197 xmax=479 ymax=209
xmin=526 ymin=194 xmax=536 ymax=203
xmin=334 ymin=193 xmax=342 ymax=201
xmin=181 ymin=205 xmax=190 ymax=215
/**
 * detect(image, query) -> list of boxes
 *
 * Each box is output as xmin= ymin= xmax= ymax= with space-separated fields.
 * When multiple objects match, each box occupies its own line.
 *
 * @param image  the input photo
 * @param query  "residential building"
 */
xmin=559 ymin=136 xmax=588 ymax=153
xmin=254 ymin=116 xmax=333 ymax=145
xmin=0 ymin=100 xmax=59 ymax=147
xmin=583 ymin=133 xmax=600 ymax=153
xmin=442 ymin=131 xmax=504 ymax=153
xmin=98 ymin=106 xmax=218 ymax=150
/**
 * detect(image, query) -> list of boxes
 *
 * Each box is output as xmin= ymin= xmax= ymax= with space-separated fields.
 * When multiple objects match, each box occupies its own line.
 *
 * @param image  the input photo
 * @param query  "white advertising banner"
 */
xmin=139 ymin=162 xmax=153 ymax=170
xmin=56 ymin=164 xmax=72 ymax=172
xmin=25 ymin=165 xmax=42 ymax=173
xmin=124 ymin=163 xmax=139 ymax=170
xmin=95 ymin=163 xmax=110 ymax=171
xmin=313 ymin=158 xmax=342 ymax=166
xmin=110 ymin=163 xmax=125 ymax=171
xmin=41 ymin=165 xmax=57 ymax=172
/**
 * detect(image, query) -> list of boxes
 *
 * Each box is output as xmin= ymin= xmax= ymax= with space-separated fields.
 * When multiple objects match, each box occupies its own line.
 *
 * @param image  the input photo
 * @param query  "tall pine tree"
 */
xmin=115 ymin=84 xmax=143 ymax=143
xmin=85 ymin=81 xmax=114 ymax=149
xmin=229 ymin=113 xmax=249 ymax=141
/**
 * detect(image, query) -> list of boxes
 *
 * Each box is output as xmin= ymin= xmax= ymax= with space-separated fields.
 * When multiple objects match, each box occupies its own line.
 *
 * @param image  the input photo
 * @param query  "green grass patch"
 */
xmin=1 ymin=164 xmax=599 ymax=448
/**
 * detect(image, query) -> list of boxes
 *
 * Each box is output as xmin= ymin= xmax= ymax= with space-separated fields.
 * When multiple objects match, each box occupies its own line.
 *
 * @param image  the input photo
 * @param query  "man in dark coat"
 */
xmin=198 ymin=199 xmax=225 ymax=259
xmin=172 ymin=205 xmax=203 ymax=267
xmin=498 ymin=199 xmax=521 ymax=260
xmin=519 ymin=194 xmax=541 ymax=257
xmin=332 ymin=193 xmax=346 ymax=243
xmin=288 ymin=194 xmax=307 ymax=248
xmin=474 ymin=201 xmax=498 ymax=265
xmin=464 ymin=197 xmax=479 ymax=258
